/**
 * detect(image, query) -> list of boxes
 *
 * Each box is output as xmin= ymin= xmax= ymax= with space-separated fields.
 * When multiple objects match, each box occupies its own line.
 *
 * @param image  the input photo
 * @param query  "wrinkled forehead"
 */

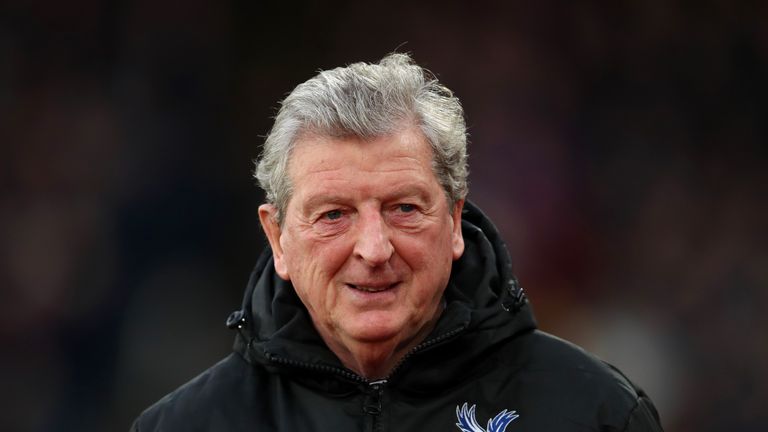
xmin=288 ymin=125 xmax=436 ymax=171
xmin=284 ymin=128 xmax=444 ymax=201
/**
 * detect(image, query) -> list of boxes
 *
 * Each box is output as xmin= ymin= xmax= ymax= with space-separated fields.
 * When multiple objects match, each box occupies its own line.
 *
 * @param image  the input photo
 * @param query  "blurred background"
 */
xmin=1 ymin=1 xmax=766 ymax=431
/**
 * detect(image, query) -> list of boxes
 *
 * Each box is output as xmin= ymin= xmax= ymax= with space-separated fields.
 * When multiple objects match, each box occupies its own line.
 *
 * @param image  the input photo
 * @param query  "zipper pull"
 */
xmin=363 ymin=379 xmax=387 ymax=415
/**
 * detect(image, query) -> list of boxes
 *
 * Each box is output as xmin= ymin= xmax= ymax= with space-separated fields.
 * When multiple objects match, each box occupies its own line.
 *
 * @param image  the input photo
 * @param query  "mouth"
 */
xmin=346 ymin=282 xmax=399 ymax=293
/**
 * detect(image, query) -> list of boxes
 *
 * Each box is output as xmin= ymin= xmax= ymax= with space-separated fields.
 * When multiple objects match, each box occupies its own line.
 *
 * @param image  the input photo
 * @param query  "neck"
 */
xmin=337 ymin=341 xmax=408 ymax=379
xmin=319 ymin=306 xmax=444 ymax=380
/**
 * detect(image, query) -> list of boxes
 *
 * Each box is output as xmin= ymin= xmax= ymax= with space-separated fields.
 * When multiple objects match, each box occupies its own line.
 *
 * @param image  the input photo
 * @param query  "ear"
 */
xmin=258 ymin=204 xmax=290 ymax=280
xmin=451 ymin=199 xmax=465 ymax=260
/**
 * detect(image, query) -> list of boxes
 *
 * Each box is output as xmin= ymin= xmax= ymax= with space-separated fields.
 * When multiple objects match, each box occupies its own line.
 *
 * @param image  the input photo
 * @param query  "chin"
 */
xmin=340 ymin=313 xmax=410 ymax=344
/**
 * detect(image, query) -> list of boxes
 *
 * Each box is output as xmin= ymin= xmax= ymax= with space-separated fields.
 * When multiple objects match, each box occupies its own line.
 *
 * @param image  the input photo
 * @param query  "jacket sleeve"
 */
xmin=622 ymin=394 xmax=664 ymax=432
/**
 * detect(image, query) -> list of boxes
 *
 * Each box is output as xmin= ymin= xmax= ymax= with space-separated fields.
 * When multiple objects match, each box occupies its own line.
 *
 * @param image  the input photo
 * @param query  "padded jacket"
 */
xmin=131 ymin=202 xmax=664 ymax=431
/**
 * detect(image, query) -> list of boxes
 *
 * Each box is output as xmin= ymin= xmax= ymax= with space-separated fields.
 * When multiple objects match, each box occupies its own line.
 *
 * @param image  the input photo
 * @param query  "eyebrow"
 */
xmin=384 ymin=185 xmax=433 ymax=204
xmin=301 ymin=184 xmax=435 ymax=212
xmin=300 ymin=194 xmax=350 ymax=214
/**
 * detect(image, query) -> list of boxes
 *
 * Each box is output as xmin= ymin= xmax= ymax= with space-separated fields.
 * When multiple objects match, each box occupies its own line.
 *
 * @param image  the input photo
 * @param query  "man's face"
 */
xmin=259 ymin=128 xmax=464 ymax=362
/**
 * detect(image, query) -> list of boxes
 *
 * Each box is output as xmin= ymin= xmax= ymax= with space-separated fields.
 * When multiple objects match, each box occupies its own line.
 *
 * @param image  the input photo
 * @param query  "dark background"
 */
xmin=2 ymin=1 xmax=766 ymax=431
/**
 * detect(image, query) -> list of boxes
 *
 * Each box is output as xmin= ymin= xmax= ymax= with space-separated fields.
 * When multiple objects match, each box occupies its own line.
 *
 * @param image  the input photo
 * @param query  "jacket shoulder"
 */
xmin=130 ymin=353 xmax=258 ymax=431
xmin=502 ymin=330 xmax=663 ymax=431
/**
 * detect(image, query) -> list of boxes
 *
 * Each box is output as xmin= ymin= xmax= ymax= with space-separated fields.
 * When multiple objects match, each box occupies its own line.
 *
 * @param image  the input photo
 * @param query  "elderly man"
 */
xmin=132 ymin=54 xmax=663 ymax=431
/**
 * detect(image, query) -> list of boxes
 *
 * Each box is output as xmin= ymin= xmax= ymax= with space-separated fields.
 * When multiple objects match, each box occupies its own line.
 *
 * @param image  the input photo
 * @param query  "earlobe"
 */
xmin=451 ymin=200 xmax=465 ymax=260
xmin=258 ymin=204 xmax=291 ymax=280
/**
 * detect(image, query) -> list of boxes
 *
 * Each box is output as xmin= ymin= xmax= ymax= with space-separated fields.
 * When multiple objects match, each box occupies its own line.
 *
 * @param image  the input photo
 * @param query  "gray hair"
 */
xmin=254 ymin=53 xmax=468 ymax=223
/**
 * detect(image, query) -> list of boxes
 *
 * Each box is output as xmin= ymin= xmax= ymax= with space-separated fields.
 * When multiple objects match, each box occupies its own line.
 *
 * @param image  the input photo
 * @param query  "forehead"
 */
xmin=286 ymin=129 xmax=441 ymax=202
xmin=291 ymin=128 xmax=433 ymax=172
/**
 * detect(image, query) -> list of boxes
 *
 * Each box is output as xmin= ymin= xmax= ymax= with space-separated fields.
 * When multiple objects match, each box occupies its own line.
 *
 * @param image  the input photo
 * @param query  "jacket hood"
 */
xmin=229 ymin=201 xmax=536 ymax=388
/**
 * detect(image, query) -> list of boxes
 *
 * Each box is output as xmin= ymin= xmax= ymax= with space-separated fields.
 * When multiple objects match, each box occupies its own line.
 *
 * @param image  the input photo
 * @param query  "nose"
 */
xmin=353 ymin=209 xmax=394 ymax=266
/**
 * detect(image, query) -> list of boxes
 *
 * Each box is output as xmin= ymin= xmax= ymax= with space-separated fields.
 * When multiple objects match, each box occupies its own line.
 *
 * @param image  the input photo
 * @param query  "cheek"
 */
xmin=284 ymin=227 xmax=347 ymax=269
xmin=283 ymin=234 xmax=353 ymax=297
xmin=396 ymin=232 xmax=454 ymax=287
xmin=403 ymin=222 xmax=455 ymax=262
xmin=309 ymin=238 xmax=354 ymax=277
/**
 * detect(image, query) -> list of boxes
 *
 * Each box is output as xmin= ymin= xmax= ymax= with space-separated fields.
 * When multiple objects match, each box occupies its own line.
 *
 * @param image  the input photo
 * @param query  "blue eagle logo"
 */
xmin=455 ymin=403 xmax=519 ymax=432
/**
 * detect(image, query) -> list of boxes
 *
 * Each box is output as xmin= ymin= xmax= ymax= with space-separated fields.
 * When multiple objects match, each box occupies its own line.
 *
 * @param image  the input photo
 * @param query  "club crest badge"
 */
xmin=455 ymin=403 xmax=519 ymax=432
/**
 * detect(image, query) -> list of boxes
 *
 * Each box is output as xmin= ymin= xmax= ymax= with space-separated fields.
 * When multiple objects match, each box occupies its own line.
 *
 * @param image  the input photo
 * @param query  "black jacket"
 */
xmin=131 ymin=202 xmax=663 ymax=431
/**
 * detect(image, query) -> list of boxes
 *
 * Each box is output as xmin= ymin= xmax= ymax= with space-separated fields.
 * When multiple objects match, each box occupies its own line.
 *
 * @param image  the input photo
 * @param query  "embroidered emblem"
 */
xmin=455 ymin=403 xmax=519 ymax=432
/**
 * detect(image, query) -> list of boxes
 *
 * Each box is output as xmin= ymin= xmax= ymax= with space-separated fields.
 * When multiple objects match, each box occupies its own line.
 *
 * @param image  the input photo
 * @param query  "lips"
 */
xmin=346 ymin=282 xmax=398 ymax=293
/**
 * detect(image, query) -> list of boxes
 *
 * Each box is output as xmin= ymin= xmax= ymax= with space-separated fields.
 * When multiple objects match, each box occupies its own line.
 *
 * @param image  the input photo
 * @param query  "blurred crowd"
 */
xmin=1 ymin=1 xmax=766 ymax=431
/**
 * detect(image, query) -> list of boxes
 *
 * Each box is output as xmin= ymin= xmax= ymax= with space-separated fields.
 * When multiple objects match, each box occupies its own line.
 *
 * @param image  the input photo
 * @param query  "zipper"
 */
xmin=266 ymin=352 xmax=384 ymax=430
xmin=364 ymin=379 xmax=386 ymax=432
xmin=265 ymin=352 xmax=366 ymax=383
xmin=264 ymin=323 xmax=467 ymax=431
xmin=363 ymin=379 xmax=387 ymax=414
xmin=361 ymin=324 xmax=467 ymax=432
xmin=385 ymin=323 xmax=468 ymax=379
xmin=263 ymin=323 xmax=466 ymax=383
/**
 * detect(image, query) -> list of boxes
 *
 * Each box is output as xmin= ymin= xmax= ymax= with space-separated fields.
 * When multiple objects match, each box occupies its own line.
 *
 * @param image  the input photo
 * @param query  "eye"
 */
xmin=398 ymin=203 xmax=416 ymax=213
xmin=324 ymin=209 xmax=343 ymax=220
